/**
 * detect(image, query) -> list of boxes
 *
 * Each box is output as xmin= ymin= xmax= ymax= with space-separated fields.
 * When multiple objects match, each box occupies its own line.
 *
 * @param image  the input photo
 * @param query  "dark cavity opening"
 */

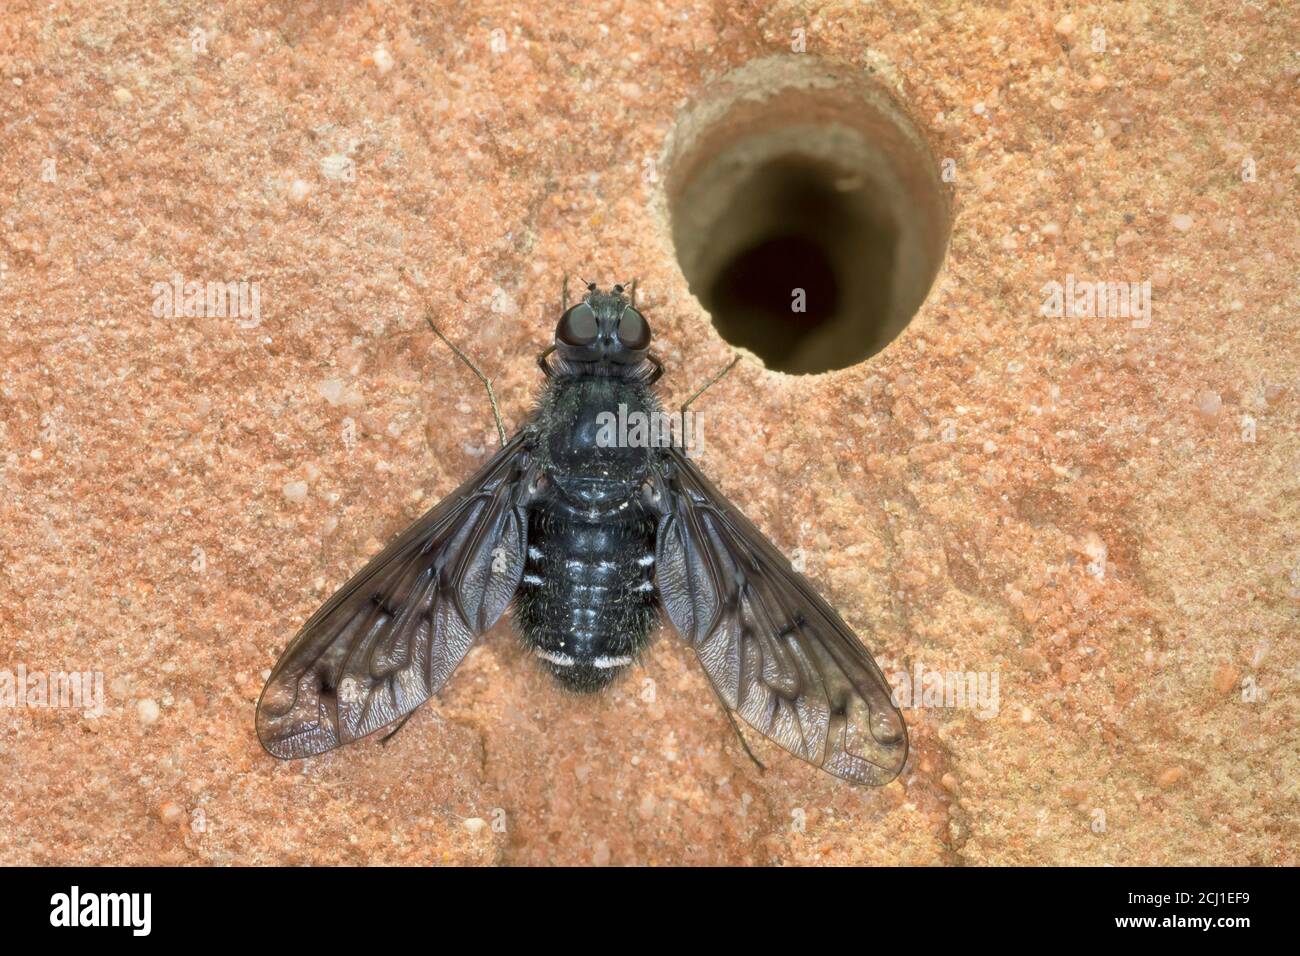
xmin=665 ymin=56 xmax=949 ymax=374
xmin=701 ymin=157 xmax=899 ymax=369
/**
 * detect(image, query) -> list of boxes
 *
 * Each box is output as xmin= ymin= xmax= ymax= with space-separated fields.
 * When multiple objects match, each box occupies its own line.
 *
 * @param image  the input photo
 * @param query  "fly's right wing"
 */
xmin=653 ymin=447 xmax=907 ymax=785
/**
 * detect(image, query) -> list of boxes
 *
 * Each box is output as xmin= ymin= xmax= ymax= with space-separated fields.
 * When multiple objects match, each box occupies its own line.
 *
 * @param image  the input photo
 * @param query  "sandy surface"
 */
xmin=0 ymin=0 xmax=1295 ymax=865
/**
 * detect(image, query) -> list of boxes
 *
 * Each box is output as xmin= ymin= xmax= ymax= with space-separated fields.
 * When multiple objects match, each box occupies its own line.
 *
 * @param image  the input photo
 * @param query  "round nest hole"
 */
xmin=665 ymin=56 xmax=951 ymax=374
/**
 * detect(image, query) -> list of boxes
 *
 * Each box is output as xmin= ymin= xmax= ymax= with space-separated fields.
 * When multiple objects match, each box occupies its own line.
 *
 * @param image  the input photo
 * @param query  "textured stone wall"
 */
xmin=0 ymin=0 xmax=1295 ymax=865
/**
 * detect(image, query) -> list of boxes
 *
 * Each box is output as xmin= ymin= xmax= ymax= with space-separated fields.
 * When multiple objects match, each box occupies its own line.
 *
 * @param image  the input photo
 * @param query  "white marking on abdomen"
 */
xmin=527 ymin=546 xmax=543 ymax=561
xmin=536 ymin=648 xmax=576 ymax=667
xmin=523 ymin=573 xmax=544 ymax=586
xmin=566 ymin=558 xmax=618 ymax=573
xmin=637 ymin=553 xmax=655 ymax=567
xmin=593 ymin=654 xmax=633 ymax=669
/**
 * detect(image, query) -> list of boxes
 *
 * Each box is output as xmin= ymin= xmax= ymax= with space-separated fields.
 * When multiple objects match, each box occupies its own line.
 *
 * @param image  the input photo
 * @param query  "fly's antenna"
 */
xmin=567 ymin=275 xmax=594 ymax=303
xmin=611 ymin=278 xmax=637 ymax=304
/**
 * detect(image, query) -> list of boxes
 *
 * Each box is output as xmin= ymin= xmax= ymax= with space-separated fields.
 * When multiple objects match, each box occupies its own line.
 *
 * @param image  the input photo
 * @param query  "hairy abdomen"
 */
xmin=513 ymin=508 xmax=657 ymax=692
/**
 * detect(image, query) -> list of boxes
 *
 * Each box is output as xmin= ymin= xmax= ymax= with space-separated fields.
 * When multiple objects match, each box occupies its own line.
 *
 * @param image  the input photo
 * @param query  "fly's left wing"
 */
xmin=653 ymin=447 xmax=908 ymax=785
xmin=256 ymin=434 xmax=534 ymax=758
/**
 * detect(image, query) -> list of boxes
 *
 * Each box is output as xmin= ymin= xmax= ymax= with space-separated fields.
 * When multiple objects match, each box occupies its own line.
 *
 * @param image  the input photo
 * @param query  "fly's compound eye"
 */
xmin=617 ymin=307 xmax=650 ymax=350
xmin=558 ymin=303 xmax=598 ymax=346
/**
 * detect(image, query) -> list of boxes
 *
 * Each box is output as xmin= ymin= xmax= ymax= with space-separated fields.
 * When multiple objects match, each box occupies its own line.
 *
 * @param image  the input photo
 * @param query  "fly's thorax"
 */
xmin=534 ymin=374 xmax=660 ymax=514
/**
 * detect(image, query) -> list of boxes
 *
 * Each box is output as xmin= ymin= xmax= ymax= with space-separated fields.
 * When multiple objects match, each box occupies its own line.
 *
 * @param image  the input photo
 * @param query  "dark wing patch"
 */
xmin=256 ymin=435 xmax=532 ymax=758
xmin=654 ymin=447 xmax=907 ymax=785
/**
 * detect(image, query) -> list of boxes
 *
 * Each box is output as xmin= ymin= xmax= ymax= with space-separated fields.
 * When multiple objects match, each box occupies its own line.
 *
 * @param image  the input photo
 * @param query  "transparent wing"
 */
xmin=256 ymin=434 xmax=533 ymax=758
xmin=654 ymin=447 xmax=907 ymax=785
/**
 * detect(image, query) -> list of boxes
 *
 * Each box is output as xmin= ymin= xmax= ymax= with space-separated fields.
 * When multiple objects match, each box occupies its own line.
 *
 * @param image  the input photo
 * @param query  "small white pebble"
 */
xmin=112 ymin=87 xmax=133 ymax=105
xmin=373 ymin=46 xmax=394 ymax=75
xmin=282 ymin=480 xmax=309 ymax=503
xmin=1171 ymin=213 xmax=1194 ymax=232
xmin=462 ymin=817 xmax=487 ymax=834
xmin=1196 ymin=391 xmax=1222 ymax=421
xmin=983 ymin=439 xmax=998 ymax=454
xmin=288 ymin=178 xmax=312 ymax=204
xmin=1054 ymin=14 xmax=1077 ymax=35
xmin=317 ymin=378 xmax=346 ymax=405
xmin=1081 ymin=531 xmax=1107 ymax=565
xmin=320 ymin=154 xmax=353 ymax=181
xmin=137 ymin=699 xmax=161 ymax=724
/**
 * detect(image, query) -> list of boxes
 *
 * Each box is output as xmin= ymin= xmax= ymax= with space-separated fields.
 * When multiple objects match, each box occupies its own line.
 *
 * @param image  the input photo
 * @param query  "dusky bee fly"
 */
xmin=256 ymin=279 xmax=908 ymax=785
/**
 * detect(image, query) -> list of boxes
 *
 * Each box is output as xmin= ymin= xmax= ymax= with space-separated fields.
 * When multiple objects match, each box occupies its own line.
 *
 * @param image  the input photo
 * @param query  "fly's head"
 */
xmin=553 ymin=282 xmax=652 ymax=373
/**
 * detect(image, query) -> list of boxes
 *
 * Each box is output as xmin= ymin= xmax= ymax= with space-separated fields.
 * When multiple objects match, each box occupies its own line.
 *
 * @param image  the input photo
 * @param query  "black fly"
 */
xmin=256 ymin=280 xmax=908 ymax=785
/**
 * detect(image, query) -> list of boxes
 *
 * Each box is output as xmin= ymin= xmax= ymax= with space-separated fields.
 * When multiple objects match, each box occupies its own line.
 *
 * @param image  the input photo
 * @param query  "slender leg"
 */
xmin=424 ymin=310 xmax=506 ymax=448
xmin=628 ymin=277 xmax=638 ymax=307
xmin=537 ymin=344 xmax=557 ymax=378
xmin=379 ymin=711 xmax=416 ymax=747
xmin=399 ymin=267 xmax=507 ymax=447
xmin=680 ymin=356 xmax=740 ymax=417
xmin=643 ymin=353 xmax=664 ymax=385
xmin=705 ymin=680 xmax=766 ymax=772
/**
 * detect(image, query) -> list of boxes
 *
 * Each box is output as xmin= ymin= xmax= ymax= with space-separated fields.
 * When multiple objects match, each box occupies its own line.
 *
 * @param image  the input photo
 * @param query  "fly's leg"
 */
xmin=537 ymin=344 xmax=557 ymax=378
xmin=706 ymin=680 xmax=766 ymax=773
xmin=644 ymin=353 xmax=664 ymax=385
xmin=424 ymin=310 xmax=506 ymax=448
xmin=379 ymin=711 xmax=416 ymax=747
xmin=671 ymin=355 xmax=738 ymax=455
xmin=680 ymin=356 xmax=741 ymax=417
xmin=400 ymin=266 xmax=507 ymax=447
